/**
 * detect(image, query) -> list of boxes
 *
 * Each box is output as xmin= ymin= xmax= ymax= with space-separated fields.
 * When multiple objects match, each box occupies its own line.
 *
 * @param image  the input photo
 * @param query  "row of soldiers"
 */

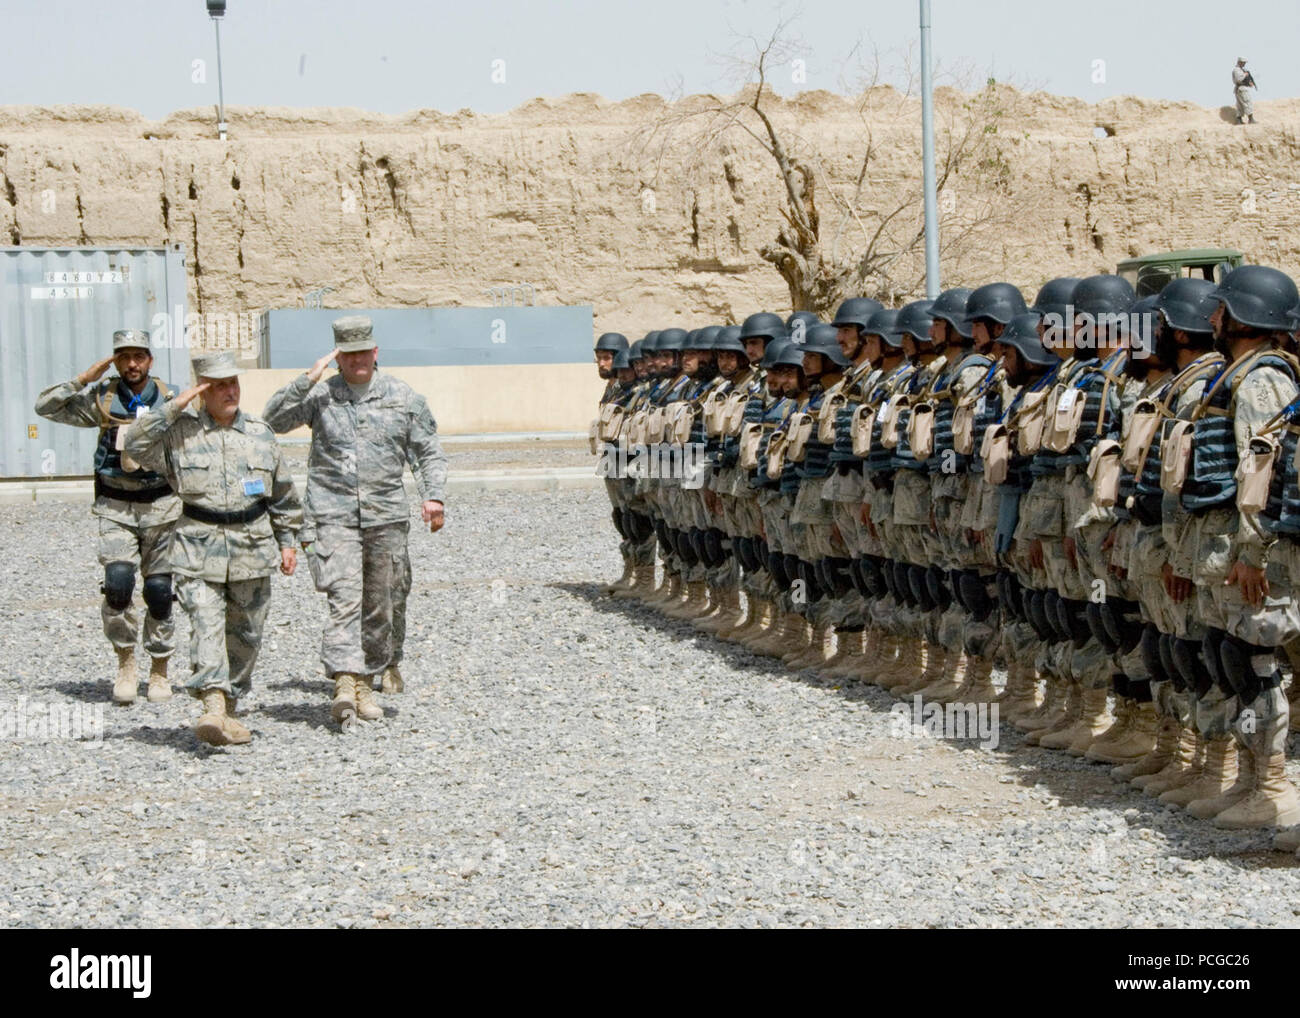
xmin=593 ymin=266 xmax=1300 ymax=854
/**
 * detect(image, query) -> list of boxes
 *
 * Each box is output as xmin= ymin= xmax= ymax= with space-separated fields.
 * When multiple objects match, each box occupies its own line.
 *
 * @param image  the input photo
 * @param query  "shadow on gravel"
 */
xmin=107 ymin=723 xmax=216 ymax=758
xmin=266 ymin=676 xmax=333 ymax=695
xmin=51 ymin=680 xmax=113 ymax=704
xmin=257 ymin=701 xmax=337 ymax=731
xmin=556 ymin=579 xmax=1298 ymax=869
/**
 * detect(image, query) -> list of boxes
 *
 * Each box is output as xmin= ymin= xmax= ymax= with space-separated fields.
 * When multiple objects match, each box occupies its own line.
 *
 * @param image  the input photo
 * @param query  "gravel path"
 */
xmin=1 ymin=490 xmax=1297 ymax=928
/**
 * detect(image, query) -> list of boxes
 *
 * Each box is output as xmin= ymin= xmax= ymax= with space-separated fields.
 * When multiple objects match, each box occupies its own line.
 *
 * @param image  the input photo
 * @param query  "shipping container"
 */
xmin=1 ymin=245 xmax=189 ymax=478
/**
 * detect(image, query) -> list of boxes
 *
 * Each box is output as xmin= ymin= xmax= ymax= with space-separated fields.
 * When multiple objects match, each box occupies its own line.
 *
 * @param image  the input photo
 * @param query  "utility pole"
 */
xmin=207 ymin=1 xmax=228 ymax=141
xmin=919 ymin=0 xmax=939 ymax=297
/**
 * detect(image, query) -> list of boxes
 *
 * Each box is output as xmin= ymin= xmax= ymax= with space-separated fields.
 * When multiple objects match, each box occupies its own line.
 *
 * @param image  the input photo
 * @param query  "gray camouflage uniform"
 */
xmin=262 ymin=367 xmax=448 ymax=679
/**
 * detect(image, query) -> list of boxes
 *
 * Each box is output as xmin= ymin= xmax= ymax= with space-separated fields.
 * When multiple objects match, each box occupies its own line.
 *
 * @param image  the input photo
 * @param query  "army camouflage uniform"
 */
xmin=35 ymin=370 xmax=181 ymax=661
xmin=124 ymin=395 xmax=302 ymax=700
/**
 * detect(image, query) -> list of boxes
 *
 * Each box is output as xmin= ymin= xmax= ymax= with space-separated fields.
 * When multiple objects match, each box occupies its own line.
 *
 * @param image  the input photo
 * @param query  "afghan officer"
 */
xmin=35 ymin=329 xmax=181 ymax=705
xmin=263 ymin=316 xmax=448 ymax=726
xmin=124 ymin=351 xmax=302 ymax=746
xmin=592 ymin=331 xmax=633 ymax=593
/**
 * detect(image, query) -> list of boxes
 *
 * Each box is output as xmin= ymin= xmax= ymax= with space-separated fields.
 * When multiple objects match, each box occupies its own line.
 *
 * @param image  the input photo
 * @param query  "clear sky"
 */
xmin=2 ymin=0 xmax=1293 ymax=117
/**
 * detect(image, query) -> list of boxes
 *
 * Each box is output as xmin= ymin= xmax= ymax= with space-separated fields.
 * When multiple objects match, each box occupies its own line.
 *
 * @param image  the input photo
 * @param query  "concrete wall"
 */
xmin=238 ymin=363 xmax=606 ymax=436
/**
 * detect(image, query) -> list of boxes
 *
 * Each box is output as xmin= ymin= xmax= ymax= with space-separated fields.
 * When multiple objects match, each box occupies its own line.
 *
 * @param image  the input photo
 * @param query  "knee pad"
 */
xmin=101 ymin=561 xmax=135 ymax=611
xmin=1025 ymin=590 xmax=1051 ymax=642
xmin=1140 ymin=625 xmax=1168 ymax=684
xmin=909 ymin=565 xmax=936 ymax=613
xmin=863 ymin=556 xmax=888 ymax=598
xmin=959 ymin=570 xmax=995 ymax=622
xmin=784 ymin=554 xmax=803 ymax=595
xmin=1085 ymin=603 xmax=1120 ymax=654
xmin=681 ymin=530 xmax=702 ymax=567
xmin=1218 ymin=636 xmax=1280 ymax=704
xmin=735 ymin=537 xmax=754 ymax=573
xmin=1042 ymin=591 xmax=1068 ymax=642
xmin=1062 ymin=598 xmax=1092 ymax=648
xmin=828 ymin=558 xmax=855 ymax=598
xmin=769 ymin=551 xmax=790 ymax=590
xmin=926 ymin=566 xmax=952 ymax=612
xmin=1111 ymin=672 xmax=1130 ymax=699
xmin=1128 ymin=678 xmax=1152 ymax=703
xmin=706 ymin=528 xmax=727 ymax=567
xmin=892 ymin=562 xmax=915 ymax=607
xmin=798 ymin=560 xmax=824 ymax=602
xmin=1101 ymin=598 xmax=1144 ymax=655
xmin=654 ymin=520 xmax=671 ymax=549
xmin=1174 ymin=636 xmax=1211 ymax=698
xmin=1158 ymin=633 xmax=1186 ymax=693
xmin=141 ymin=573 xmax=174 ymax=622
xmin=848 ymin=558 xmax=870 ymax=598
xmin=950 ymin=569 xmax=969 ymax=612
xmin=633 ymin=512 xmax=656 ymax=543
xmin=880 ymin=559 xmax=898 ymax=601
xmin=611 ymin=508 xmax=628 ymax=540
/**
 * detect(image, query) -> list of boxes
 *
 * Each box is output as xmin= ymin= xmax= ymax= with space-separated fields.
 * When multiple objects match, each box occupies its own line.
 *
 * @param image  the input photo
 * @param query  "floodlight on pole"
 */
xmin=919 ymin=0 xmax=940 ymax=297
xmin=206 ymin=1 xmax=228 ymax=141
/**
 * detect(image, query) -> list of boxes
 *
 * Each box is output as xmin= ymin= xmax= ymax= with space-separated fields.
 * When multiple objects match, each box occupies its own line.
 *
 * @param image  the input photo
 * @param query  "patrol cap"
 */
xmin=113 ymin=329 xmax=153 ymax=352
xmin=997 ymin=312 xmax=1058 ymax=367
xmin=332 ymin=315 xmax=377 ymax=352
xmin=192 ymin=350 xmax=244 ymax=379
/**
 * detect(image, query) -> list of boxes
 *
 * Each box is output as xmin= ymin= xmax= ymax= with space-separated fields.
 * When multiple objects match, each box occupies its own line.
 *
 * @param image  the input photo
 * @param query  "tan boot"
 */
xmin=1114 ymin=715 xmax=1178 ymax=781
xmin=613 ymin=564 xmax=656 ymax=600
xmin=821 ymin=629 xmax=864 ymax=676
xmin=896 ymin=642 xmax=944 ymax=697
xmin=779 ymin=619 xmax=818 ymax=665
xmin=1089 ymin=699 xmax=1158 ymax=764
xmin=194 ymin=688 xmax=231 ymax=746
xmin=656 ymin=574 xmax=692 ymax=615
xmin=1016 ymin=673 xmax=1061 ymax=733
xmin=1273 ymin=823 xmax=1300 ymax=853
xmin=728 ymin=597 xmax=772 ymax=644
xmin=112 ymin=647 xmax=137 ymax=705
xmin=645 ymin=569 xmax=681 ymax=606
xmin=331 ymin=672 xmax=359 ymax=725
xmin=1166 ymin=738 xmax=1238 ymax=808
xmin=1085 ymin=698 xmax=1134 ymax=758
xmin=845 ymin=627 xmax=883 ymax=682
xmin=1060 ymin=687 xmax=1114 ymax=756
xmin=1131 ymin=723 xmax=1194 ymax=789
xmin=355 ymin=678 xmax=384 ymax=721
xmin=865 ymin=632 xmax=908 ymax=687
xmin=1143 ymin=730 xmax=1204 ymax=796
xmin=221 ymin=693 xmax=252 ymax=744
xmin=788 ymin=623 xmax=833 ymax=669
xmin=665 ymin=580 xmax=711 ymax=620
xmin=1027 ymin=682 xmax=1081 ymax=747
xmin=380 ymin=665 xmax=404 ymax=694
xmin=877 ymin=636 xmax=924 ymax=693
xmin=1187 ymin=744 xmax=1253 ymax=819
xmin=145 ymin=655 xmax=172 ymax=703
xmin=1000 ymin=660 xmax=1041 ymax=723
xmin=1214 ymin=750 xmax=1300 ymax=830
xmin=697 ymin=587 xmax=743 ymax=634
xmin=599 ymin=558 xmax=634 ymax=595
xmin=956 ymin=655 xmax=999 ymax=704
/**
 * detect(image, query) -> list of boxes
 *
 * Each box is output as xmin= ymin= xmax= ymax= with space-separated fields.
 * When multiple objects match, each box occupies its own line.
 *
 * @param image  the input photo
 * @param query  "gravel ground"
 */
xmin=277 ymin=438 xmax=591 ymax=474
xmin=2 ymin=489 xmax=1298 ymax=929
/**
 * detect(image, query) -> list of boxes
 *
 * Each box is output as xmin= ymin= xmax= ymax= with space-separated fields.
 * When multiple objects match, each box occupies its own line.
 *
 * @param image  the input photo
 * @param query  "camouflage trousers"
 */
xmin=176 ymin=575 xmax=271 ymax=698
xmin=310 ymin=522 xmax=412 ymax=678
xmin=98 ymin=516 xmax=175 ymax=658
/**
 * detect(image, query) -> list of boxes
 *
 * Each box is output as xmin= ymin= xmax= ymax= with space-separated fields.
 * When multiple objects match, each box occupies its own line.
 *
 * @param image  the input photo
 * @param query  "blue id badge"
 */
xmin=242 ymin=477 xmax=266 ymax=496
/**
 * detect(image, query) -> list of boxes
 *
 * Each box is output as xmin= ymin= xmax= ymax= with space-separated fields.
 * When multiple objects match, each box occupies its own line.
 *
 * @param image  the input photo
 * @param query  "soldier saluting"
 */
xmin=263 ymin=316 xmax=448 ymax=728
xmin=35 ymin=329 xmax=181 ymax=705
xmin=125 ymin=351 xmax=302 ymax=747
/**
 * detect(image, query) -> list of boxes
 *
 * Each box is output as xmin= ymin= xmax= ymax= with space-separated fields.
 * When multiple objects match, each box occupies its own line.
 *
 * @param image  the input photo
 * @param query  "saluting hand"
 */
xmin=77 ymin=356 xmax=115 ymax=388
xmin=307 ymin=348 xmax=339 ymax=384
xmin=172 ymin=381 xmax=211 ymax=410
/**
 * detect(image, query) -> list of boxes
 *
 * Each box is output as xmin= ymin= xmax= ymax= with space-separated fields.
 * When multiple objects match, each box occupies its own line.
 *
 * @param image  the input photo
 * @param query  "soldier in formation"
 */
xmin=595 ymin=264 xmax=1300 ymax=853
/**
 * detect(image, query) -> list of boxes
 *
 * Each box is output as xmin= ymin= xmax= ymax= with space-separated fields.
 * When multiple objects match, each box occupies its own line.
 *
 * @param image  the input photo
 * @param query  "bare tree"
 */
xmin=631 ymin=17 xmax=1032 ymax=314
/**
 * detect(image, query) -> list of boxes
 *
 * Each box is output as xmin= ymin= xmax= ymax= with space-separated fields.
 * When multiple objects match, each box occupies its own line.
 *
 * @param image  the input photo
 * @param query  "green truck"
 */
xmin=1116 ymin=248 xmax=1244 ymax=297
